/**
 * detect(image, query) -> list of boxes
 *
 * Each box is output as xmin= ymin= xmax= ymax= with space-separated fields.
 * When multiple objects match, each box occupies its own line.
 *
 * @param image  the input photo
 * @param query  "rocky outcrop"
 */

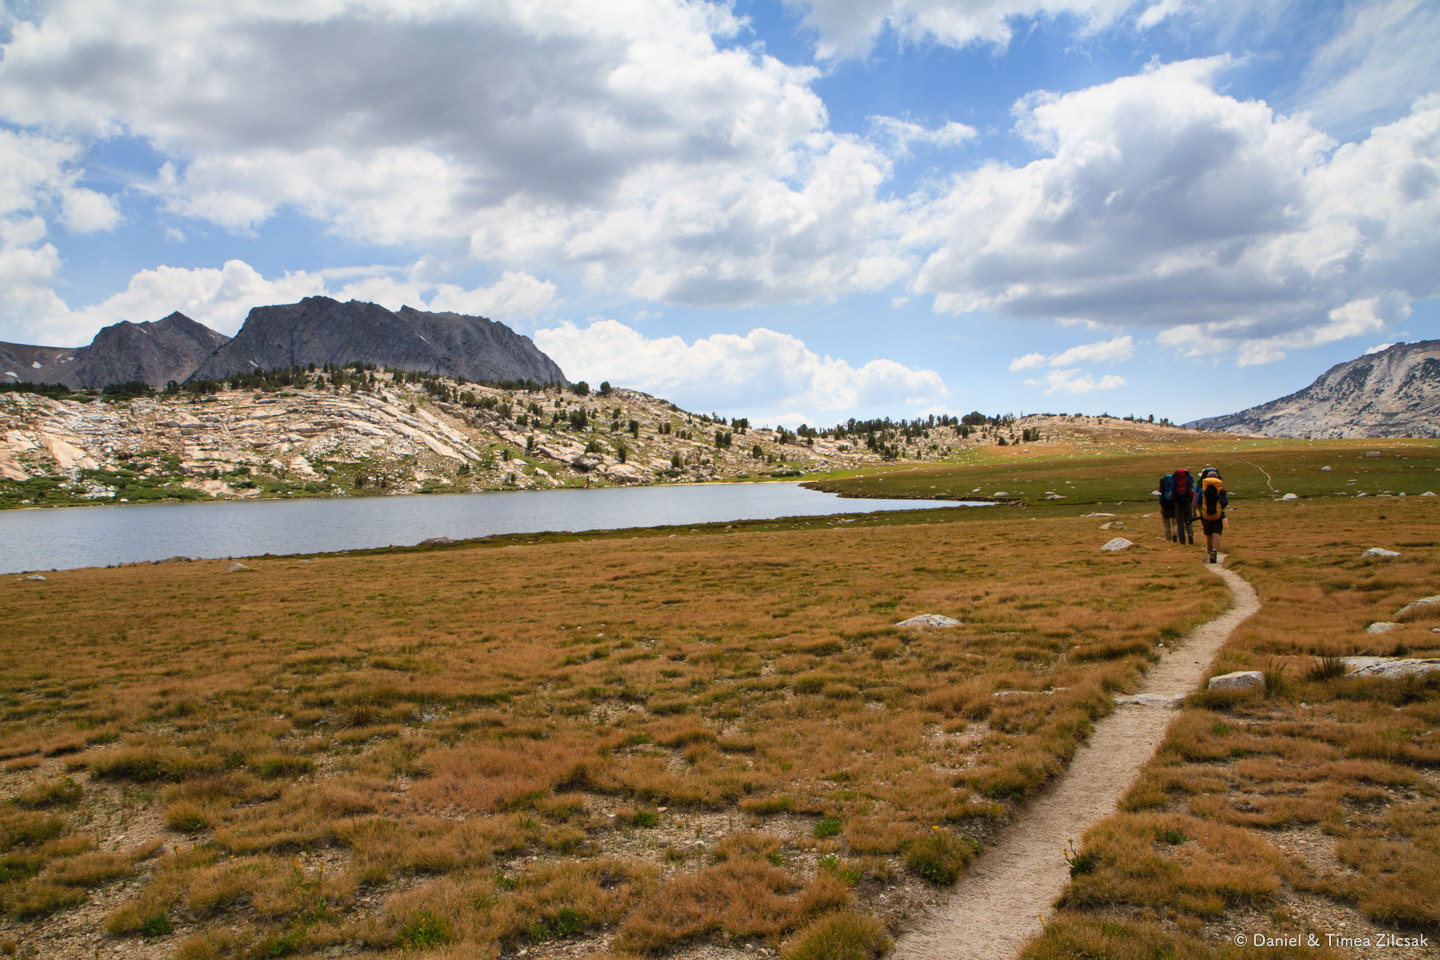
xmin=189 ymin=297 xmax=567 ymax=386
xmin=1187 ymin=340 xmax=1440 ymax=438
xmin=1341 ymin=657 xmax=1440 ymax=679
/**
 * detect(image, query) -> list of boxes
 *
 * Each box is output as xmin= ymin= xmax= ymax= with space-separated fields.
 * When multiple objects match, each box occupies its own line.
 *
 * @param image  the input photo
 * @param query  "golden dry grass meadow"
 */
xmin=2 ymin=429 xmax=1438 ymax=960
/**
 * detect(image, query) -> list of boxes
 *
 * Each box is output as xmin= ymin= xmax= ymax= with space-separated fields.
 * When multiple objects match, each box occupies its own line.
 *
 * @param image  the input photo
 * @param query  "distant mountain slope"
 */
xmin=0 ymin=342 xmax=84 ymax=385
xmin=1 ymin=313 xmax=228 ymax=390
xmin=189 ymin=297 xmax=567 ymax=385
xmin=1187 ymin=340 xmax=1440 ymax=438
xmin=69 ymin=313 xmax=230 ymax=389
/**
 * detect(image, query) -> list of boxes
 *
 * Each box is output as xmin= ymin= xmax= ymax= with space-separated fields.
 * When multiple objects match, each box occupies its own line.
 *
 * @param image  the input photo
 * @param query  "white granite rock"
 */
xmin=1361 ymin=547 xmax=1401 ymax=560
xmin=1208 ymin=670 xmax=1264 ymax=691
xmin=895 ymin=614 xmax=962 ymax=629
xmin=1114 ymin=693 xmax=1185 ymax=708
xmin=1396 ymin=596 xmax=1440 ymax=621
xmin=1100 ymin=537 xmax=1134 ymax=552
xmin=1342 ymin=657 xmax=1440 ymax=679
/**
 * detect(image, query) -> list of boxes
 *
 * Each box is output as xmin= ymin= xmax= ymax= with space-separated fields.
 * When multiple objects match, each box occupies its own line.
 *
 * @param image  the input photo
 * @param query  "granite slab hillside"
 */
xmin=1187 ymin=340 xmax=1440 ymax=438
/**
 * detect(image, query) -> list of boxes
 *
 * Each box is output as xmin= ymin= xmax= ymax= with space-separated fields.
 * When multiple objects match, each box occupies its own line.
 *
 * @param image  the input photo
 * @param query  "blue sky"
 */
xmin=1 ymin=0 xmax=1437 ymax=427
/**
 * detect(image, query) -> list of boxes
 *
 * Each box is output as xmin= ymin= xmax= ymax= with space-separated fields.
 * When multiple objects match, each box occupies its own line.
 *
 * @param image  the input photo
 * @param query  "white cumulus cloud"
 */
xmin=786 ymin=0 xmax=1151 ymax=59
xmin=914 ymin=59 xmax=1440 ymax=365
xmin=1010 ymin=335 xmax=1133 ymax=371
xmin=0 ymin=0 xmax=910 ymax=309
xmin=1024 ymin=368 xmax=1128 ymax=394
xmin=534 ymin=318 xmax=948 ymax=422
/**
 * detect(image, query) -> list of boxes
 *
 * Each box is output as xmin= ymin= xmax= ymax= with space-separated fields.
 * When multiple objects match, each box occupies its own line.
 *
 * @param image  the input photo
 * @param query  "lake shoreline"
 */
xmin=1 ymin=482 xmax=986 ymax=575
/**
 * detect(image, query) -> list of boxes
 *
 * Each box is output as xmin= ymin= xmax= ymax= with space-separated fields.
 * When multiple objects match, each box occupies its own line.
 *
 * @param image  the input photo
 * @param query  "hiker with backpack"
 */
xmin=1196 ymin=466 xmax=1228 ymax=563
xmin=1170 ymin=467 xmax=1196 ymax=545
xmin=1157 ymin=473 xmax=1177 ymax=541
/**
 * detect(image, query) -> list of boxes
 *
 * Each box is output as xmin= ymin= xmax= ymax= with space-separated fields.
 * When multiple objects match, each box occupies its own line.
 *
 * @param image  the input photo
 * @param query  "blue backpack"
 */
xmin=1158 ymin=474 xmax=1175 ymax=504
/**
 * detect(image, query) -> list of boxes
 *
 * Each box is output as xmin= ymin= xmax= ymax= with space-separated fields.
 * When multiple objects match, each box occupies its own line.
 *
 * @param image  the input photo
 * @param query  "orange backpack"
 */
xmin=1200 ymin=476 xmax=1224 ymax=521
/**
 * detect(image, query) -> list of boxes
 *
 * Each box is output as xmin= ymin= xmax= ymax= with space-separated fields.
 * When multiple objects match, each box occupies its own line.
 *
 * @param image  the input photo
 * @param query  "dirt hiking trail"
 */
xmin=891 ymin=558 xmax=1260 ymax=960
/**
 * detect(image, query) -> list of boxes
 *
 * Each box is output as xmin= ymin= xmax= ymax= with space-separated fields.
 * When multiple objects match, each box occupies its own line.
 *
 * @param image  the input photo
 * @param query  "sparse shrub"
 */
xmin=903 ymin=830 xmax=977 ymax=886
xmin=89 ymin=747 xmax=184 ymax=783
xmin=1151 ymin=826 xmax=1188 ymax=846
xmin=164 ymin=803 xmax=209 ymax=834
xmin=1305 ymin=655 xmax=1347 ymax=681
xmin=398 ymin=911 xmax=453 ymax=949
xmin=1262 ymin=659 xmax=1288 ymax=697
xmin=255 ymin=755 xmax=314 ymax=779
xmin=4 ymin=881 xmax=86 ymax=920
xmin=781 ymin=909 xmax=890 ymax=960
xmin=13 ymin=777 xmax=82 ymax=809
xmin=813 ymin=817 xmax=842 ymax=839
xmin=1063 ymin=838 xmax=1098 ymax=878
xmin=817 ymin=853 xmax=863 ymax=885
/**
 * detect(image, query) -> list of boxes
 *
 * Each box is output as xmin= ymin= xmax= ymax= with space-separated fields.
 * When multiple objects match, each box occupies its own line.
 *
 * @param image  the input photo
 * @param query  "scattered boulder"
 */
xmin=17 ymin=574 xmax=47 ymax=582
xmin=1364 ymin=451 xmax=1383 ymax=458
xmin=1361 ymin=547 xmax=1401 ymax=560
xmin=1342 ymin=657 xmax=1440 ymax=679
xmin=222 ymin=562 xmax=253 ymax=574
xmin=1208 ymin=670 xmax=1264 ymax=691
xmin=1114 ymin=693 xmax=1184 ymax=708
xmin=1281 ymin=493 xmax=1298 ymax=500
xmin=571 ymin=454 xmax=604 ymax=473
xmin=1321 ymin=465 xmax=1332 ymax=471
xmin=896 ymin=614 xmax=962 ymax=629
xmin=1422 ymin=491 xmax=1436 ymax=497
xmin=159 ymin=555 xmax=195 ymax=563
xmin=603 ymin=463 xmax=643 ymax=484
xmin=1044 ymin=492 xmax=1066 ymax=500
xmin=1365 ymin=622 xmax=1398 ymax=634
xmin=1100 ymin=537 xmax=1134 ymax=553
xmin=418 ymin=536 xmax=453 ymax=546
xmin=1395 ymin=596 xmax=1440 ymax=622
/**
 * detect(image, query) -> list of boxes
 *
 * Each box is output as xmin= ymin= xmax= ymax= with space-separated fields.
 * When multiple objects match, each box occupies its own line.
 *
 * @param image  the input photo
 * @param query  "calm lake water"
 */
xmin=0 ymin=483 xmax=975 ymax=574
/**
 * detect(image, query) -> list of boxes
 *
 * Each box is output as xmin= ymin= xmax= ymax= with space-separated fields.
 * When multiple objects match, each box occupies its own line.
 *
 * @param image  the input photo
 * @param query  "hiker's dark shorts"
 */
xmin=1160 ymin=502 xmax=1175 ymax=518
xmin=1201 ymin=517 xmax=1224 ymax=536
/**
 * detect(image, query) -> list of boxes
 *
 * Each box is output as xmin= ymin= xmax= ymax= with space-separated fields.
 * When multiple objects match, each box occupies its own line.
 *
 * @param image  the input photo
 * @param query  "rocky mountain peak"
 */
xmin=1187 ymin=340 xmax=1440 ymax=438
xmin=189 ymin=298 xmax=567 ymax=385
